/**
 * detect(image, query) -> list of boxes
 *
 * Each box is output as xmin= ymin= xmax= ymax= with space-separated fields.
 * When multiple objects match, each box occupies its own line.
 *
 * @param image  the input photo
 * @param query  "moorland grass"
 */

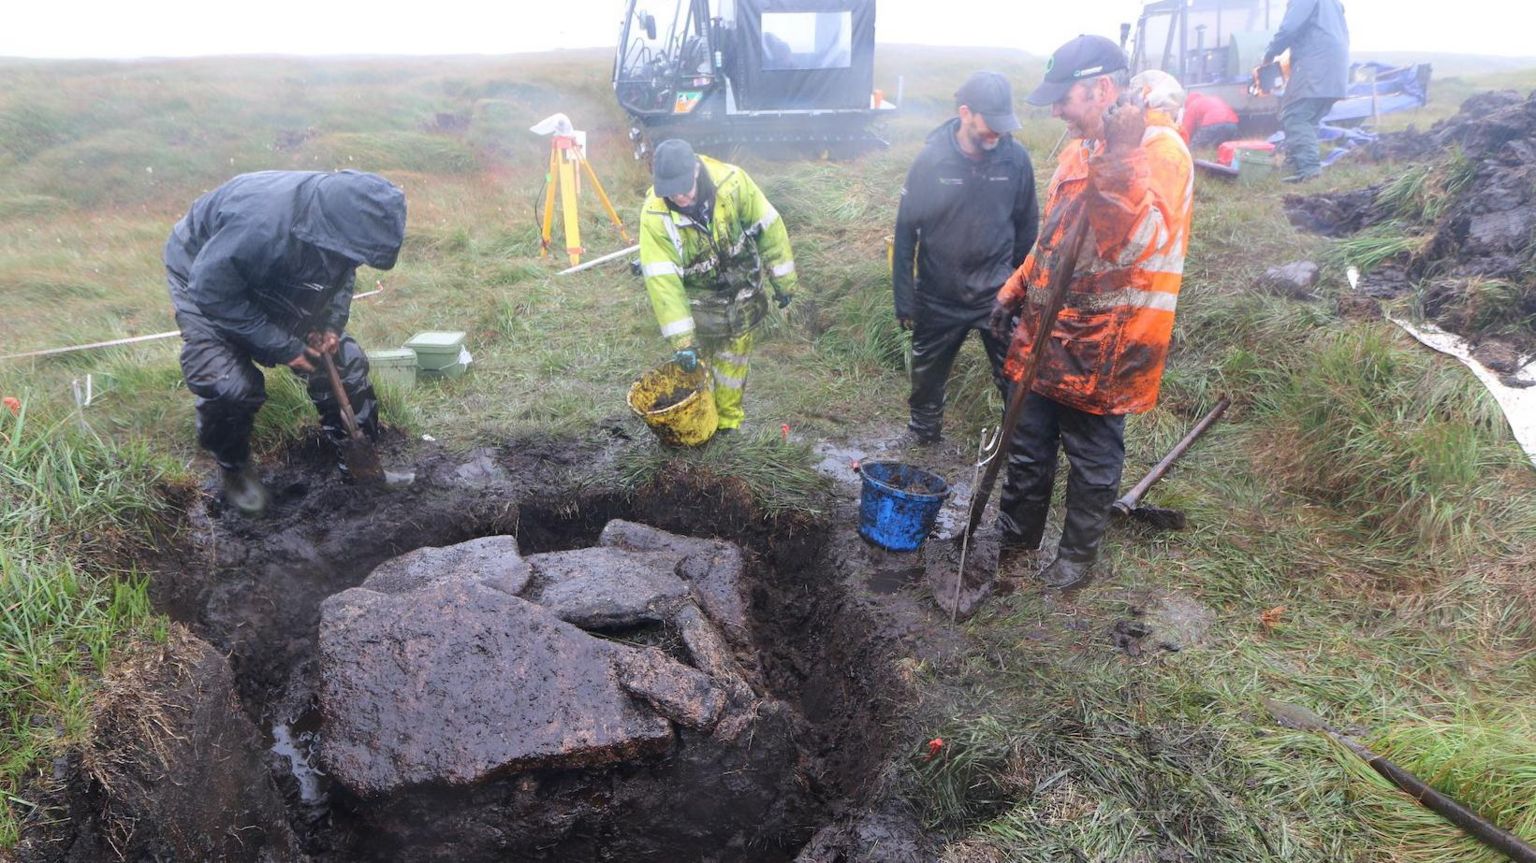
xmin=1 ymin=48 xmax=1534 ymax=858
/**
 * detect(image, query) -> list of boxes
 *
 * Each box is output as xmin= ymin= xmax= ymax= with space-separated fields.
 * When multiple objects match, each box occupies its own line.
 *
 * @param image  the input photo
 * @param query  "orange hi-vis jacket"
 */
xmin=997 ymin=115 xmax=1193 ymax=416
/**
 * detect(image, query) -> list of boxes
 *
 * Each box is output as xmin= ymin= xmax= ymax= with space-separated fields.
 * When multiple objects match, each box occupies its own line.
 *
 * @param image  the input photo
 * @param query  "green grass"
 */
xmin=2 ymin=49 xmax=1535 ymax=858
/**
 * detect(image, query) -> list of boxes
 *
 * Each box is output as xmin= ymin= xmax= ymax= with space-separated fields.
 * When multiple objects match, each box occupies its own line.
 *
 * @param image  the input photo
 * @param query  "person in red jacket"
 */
xmin=988 ymin=35 xmax=1194 ymax=589
xmin=1181 ymin=90 xmax=1241 ymax=148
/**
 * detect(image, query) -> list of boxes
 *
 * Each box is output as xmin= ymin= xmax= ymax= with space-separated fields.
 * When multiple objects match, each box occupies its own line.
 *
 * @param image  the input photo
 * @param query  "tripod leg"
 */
xmin=558 ymin=155 xmax=582 ymax=266
xmin=540 ymin=146 xmax=559 ymax=257
xmin=582 ymin=158 xmax=631 ymax=243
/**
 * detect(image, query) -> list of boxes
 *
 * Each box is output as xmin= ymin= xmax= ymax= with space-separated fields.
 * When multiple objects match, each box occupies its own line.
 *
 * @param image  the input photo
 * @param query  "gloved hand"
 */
xmin=673 ymin=346 xmax=700 ymax=373
xmin=776 ymin=292 xmax=793 ymax=310
xmin=988 ymin=299 xmax=1018 ymax=343
xmin=1103 ymin=95 xmax=1147 ymax=156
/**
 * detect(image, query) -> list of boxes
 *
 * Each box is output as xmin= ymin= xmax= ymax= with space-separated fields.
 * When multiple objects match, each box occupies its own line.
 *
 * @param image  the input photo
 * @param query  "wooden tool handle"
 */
xmin=321 ymin=352 xmax=364 ymax=442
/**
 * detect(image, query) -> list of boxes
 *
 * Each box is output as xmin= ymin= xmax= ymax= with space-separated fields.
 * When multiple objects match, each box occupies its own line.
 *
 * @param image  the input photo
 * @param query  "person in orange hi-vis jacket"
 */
xmin=986 ymin=34 xmax=1194 ymax=589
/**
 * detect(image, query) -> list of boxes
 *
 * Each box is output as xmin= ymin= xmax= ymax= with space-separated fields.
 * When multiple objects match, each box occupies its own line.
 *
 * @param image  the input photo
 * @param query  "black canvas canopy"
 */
xmin=733 ymin=0 xmax=877 ymax=111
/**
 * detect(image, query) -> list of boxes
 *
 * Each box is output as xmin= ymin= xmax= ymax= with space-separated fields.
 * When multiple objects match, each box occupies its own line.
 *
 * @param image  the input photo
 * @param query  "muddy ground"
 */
xmin=18 ymin=422 xmax=1011 ymax=862
xmin=1286 ymin=88 xmax=1536 ymax=364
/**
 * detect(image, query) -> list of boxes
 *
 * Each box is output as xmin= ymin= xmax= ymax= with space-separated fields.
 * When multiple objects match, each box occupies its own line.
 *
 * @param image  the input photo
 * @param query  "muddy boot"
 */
xmin=221 ymin=464 xmax=269 ymax=516
xmin=996 ymin=500 xmax=1050 ymax=553
xmin=1040 ymin=488 xmax=1115 ymax=590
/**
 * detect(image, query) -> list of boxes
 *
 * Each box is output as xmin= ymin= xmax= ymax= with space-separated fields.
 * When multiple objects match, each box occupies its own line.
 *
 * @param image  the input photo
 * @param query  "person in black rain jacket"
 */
xmin=164 ymin=170 xmax=406 ymax=514
xmin=892 ymin=71 xmax=1039 ymax=445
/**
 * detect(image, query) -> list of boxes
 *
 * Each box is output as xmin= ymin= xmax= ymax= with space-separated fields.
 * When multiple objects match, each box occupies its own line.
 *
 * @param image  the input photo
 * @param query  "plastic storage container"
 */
xmin=404 ymin=331 xmax=468 ymax=371
xmin=368 ymin=348 xmax=419 ymax=389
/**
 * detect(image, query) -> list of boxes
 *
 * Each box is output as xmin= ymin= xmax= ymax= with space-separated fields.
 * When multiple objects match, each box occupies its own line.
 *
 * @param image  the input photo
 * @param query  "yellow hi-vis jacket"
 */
xmin=639 ymin=155 xmax=798 ymax=347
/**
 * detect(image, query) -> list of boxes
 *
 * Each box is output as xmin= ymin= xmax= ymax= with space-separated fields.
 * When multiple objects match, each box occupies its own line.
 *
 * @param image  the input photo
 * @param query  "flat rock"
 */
xmin=1257 ymin=261 xmax=1320 ymax=300
xmin=526 ymin=547 xmax=691 ymax=629
xmin=319 ymin=580 xmax=672 ymax=797
xmin=676 ymin=602 xmax=743 ymax=686
xmin=600 ymin=520 xmax=752 ymax=641
xmin=614 ymin=646 xmax=726 ymax=730
xmin=361 ymin=535 xmax=530 ymax=597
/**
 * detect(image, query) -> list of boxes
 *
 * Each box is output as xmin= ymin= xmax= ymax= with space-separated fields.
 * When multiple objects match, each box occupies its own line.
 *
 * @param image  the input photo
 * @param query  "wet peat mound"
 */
xmin=1285 ymin=89 xmax=1536 ymax=366
xmin=15 ymin=437 xmax=930 ymax=862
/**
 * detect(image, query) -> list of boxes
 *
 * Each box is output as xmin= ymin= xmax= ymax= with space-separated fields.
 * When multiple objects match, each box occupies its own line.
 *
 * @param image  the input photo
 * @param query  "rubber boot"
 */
xmin=221 ymin=463 xmax=269 ymax=516
xmin=1040 ymin=488 xmax=1116 ymax=589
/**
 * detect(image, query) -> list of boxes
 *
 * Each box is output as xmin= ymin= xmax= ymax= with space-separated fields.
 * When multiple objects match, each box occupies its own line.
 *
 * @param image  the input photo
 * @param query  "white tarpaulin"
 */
xmin=1391 ymin=317 xmax=1536 ymax=467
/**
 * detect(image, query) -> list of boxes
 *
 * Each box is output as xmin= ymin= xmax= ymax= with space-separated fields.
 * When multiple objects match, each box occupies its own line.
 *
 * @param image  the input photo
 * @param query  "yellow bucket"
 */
xmin=627 ymin=361 xmax=718 ymax=447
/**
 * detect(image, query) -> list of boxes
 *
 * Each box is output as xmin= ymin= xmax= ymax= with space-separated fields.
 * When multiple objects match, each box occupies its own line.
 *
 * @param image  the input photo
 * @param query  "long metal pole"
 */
xmin=557 ymin=243 xmax=641 ymax=276
xmin=1112 ymin=396 xmax=1230 ymax=516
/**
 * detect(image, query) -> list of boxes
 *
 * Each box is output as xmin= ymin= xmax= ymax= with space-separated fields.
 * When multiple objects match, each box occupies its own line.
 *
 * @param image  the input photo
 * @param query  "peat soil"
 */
xmin=20 ymin=425 xmax=975 ymax=862
xmin=1285 ymin=89 xmax=1536 ymax=365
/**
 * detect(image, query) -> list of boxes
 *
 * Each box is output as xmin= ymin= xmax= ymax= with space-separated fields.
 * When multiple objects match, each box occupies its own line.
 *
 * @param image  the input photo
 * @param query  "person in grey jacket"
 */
xmin=164 ymin=170 xmax=406 ymax=514
xmin=1263 ymin=0 xmax=1349 ymax=182
xmin=891 ymin=71 xmax=1039 ymax=445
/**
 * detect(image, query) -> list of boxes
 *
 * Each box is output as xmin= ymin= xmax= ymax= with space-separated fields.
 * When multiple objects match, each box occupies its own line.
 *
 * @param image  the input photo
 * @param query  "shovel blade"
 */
xmin=341 ymin=437 xmax=385 ymax=484
xmin=924 ymin=531 xmax=1000 ymax=621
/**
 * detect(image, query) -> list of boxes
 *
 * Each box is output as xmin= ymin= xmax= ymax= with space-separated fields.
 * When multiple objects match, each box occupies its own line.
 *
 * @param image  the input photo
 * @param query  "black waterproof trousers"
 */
xmin=996 ymin=390 xmax=1125 ymax=550
xmin=907 ymin=304 xmax=1010 ymax=442
xmin=169 ymin=276 xmax=378 ymax=471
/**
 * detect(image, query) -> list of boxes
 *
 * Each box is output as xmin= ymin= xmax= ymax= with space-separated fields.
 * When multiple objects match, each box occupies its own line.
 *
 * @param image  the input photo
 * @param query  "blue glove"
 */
xmin=776 ymin=292 xmax=793 ymax=309
xmin=673 ymin=347 xmax=700 ymax=372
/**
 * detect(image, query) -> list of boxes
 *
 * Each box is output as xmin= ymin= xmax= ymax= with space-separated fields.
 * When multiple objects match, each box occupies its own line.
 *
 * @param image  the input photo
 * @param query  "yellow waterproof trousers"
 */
xmin=701 ymin=330 xmax=754 ymax=430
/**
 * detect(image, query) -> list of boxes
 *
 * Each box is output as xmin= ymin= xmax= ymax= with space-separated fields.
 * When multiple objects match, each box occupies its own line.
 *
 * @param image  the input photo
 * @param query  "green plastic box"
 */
xmin=404 ymin=331 xmax=468 ymax=370
xmin=368 ymin=348 xmax=418 ymax=389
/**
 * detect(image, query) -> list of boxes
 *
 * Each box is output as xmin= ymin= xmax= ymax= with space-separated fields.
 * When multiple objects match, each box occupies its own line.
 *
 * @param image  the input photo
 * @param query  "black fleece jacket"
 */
xmin=892 ymin=118 xmax=1038 ymax=323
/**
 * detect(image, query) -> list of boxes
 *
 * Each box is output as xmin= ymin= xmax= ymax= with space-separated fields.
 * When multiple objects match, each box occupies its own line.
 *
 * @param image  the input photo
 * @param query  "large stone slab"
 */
xmin=599 ymin=520 xmax=752 ymax=641
xmin=361 ymin=534 xmax=530 ymax=597
xmin=525 ymin=547 xmax=691 ymax=629
xmin=319 ymin=580 xmax=672 ymax=797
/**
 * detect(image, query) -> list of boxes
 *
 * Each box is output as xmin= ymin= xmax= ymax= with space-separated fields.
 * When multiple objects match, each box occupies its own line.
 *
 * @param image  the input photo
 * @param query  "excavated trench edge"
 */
xmin=152 ymin=454 xmax=908 ymax=862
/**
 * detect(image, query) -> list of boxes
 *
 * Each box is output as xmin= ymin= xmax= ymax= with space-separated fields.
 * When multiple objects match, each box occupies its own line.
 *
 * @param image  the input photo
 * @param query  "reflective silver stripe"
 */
xmin=714 ymin=351 xmax=751 ymax=366
xmin=1027 ymin=286 xmax=1178 ymax=313
xmin=752 ymin=206 xmax=780 ymax=235
xmin=661 ymin=216 xmax=685 ymax=258
xmin=642 ymin=261 xmax=681 ymax=278
xmin=770 ymin=260 xmax=796 ymax=278
xmin=661 ymin=317 xmax=696 ymax=337
xmin=683 ymin=257 xmax=719 ymax=277
xmin=712 ymin=368 xmax=746 ymax=389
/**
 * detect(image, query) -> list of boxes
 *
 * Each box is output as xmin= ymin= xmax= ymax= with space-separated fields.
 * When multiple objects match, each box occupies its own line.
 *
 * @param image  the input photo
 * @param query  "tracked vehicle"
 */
xmin=613 ymin=0 xmax=895 ymax=158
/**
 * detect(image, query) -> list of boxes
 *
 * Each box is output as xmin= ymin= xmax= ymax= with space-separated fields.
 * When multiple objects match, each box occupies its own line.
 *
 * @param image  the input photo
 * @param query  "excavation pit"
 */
xmin=43 ymin=440 xmax=918 ymax=863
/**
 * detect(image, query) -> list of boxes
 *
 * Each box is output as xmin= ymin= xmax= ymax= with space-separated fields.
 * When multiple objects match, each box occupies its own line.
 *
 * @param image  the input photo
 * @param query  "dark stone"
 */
xmin=1256 ymin=261 xmax=1321 ymax=300
xmin=1472 ymin=339 xmax=1524 ymax=375
xmin=599 ymin=519 xmax=753 ymax=643
xmin=525 ymin=546 xmax=691 ymax=629
xmin=360 ymin=534 xmax=530 ymax=597
xmin=318 ymin=581 xmax=673 ymax=797
xmin=614 ymin=645 xmax=726 ymax=730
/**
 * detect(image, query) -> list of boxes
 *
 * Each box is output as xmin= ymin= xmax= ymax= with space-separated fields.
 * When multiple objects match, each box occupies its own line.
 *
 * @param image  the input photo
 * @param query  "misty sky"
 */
xmin=5 ymin=0 xmax=1530 ymax=59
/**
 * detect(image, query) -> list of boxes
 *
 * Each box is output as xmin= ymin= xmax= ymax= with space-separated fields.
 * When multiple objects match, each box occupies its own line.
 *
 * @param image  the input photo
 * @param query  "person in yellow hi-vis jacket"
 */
xmin=638 ymin=139 xmax=798 ymax=433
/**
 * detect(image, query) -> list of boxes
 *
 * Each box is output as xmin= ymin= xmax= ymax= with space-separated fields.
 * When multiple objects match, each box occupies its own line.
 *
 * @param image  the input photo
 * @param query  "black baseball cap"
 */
xmin=1026 ymin=35 xmax=1129 ymax=106
xmin=954 ymin=71 xmax=1021 ymax=133
xmin=652 ymin=139 xmax=699 ymax=198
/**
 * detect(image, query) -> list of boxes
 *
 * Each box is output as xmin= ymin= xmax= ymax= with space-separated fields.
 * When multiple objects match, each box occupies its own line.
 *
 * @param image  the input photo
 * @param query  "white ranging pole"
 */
xmin=557 ymin=244 xmax=640 ymax=276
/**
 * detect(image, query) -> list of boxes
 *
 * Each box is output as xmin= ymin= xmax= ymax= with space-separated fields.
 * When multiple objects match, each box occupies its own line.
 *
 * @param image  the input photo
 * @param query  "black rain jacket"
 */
xmin=164 ymin=170 xmax=406 ymax=366
xmin=892 ymin=118 xmax=1039 ymax=325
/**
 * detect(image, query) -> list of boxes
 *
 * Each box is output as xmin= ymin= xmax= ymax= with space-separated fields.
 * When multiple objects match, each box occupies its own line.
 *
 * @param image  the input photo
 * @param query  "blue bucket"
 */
xmin=858 ymin=461 xmax=949 ymax=552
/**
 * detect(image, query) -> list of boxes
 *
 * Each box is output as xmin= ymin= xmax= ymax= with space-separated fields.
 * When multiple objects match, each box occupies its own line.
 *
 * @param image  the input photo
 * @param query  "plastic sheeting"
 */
xmin=1392 ymin=317 xmax=1536 ymax=468
xmin=734 ymin=0 xmax=875 ymax=111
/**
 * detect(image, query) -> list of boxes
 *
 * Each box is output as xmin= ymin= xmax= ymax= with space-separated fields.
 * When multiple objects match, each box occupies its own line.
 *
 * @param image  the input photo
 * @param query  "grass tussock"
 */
xmin=615 ymin=428 xmax=832 ymax=518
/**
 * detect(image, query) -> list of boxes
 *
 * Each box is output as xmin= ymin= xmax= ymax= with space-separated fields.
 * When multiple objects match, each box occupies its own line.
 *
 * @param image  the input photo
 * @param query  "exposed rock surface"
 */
xmin=615 ymin=646 xmax=726 ymax=729
xmin=600 ymin=518 xmax=753 ymax=643
xmin=319 ymin=580 xmax=673 ymax=796
xmin=1257 ymin=260 xmax=1320 ymax=300
xmin=525 ymin=546 xmax=690 ymax=629
xmin=361 ymin=533 xmax=530 ymax=596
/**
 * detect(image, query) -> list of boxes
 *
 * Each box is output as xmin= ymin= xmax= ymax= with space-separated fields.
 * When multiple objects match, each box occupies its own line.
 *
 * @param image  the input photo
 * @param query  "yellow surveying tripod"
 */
xmin=538 ymin=125 xmax=630 ymax=267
